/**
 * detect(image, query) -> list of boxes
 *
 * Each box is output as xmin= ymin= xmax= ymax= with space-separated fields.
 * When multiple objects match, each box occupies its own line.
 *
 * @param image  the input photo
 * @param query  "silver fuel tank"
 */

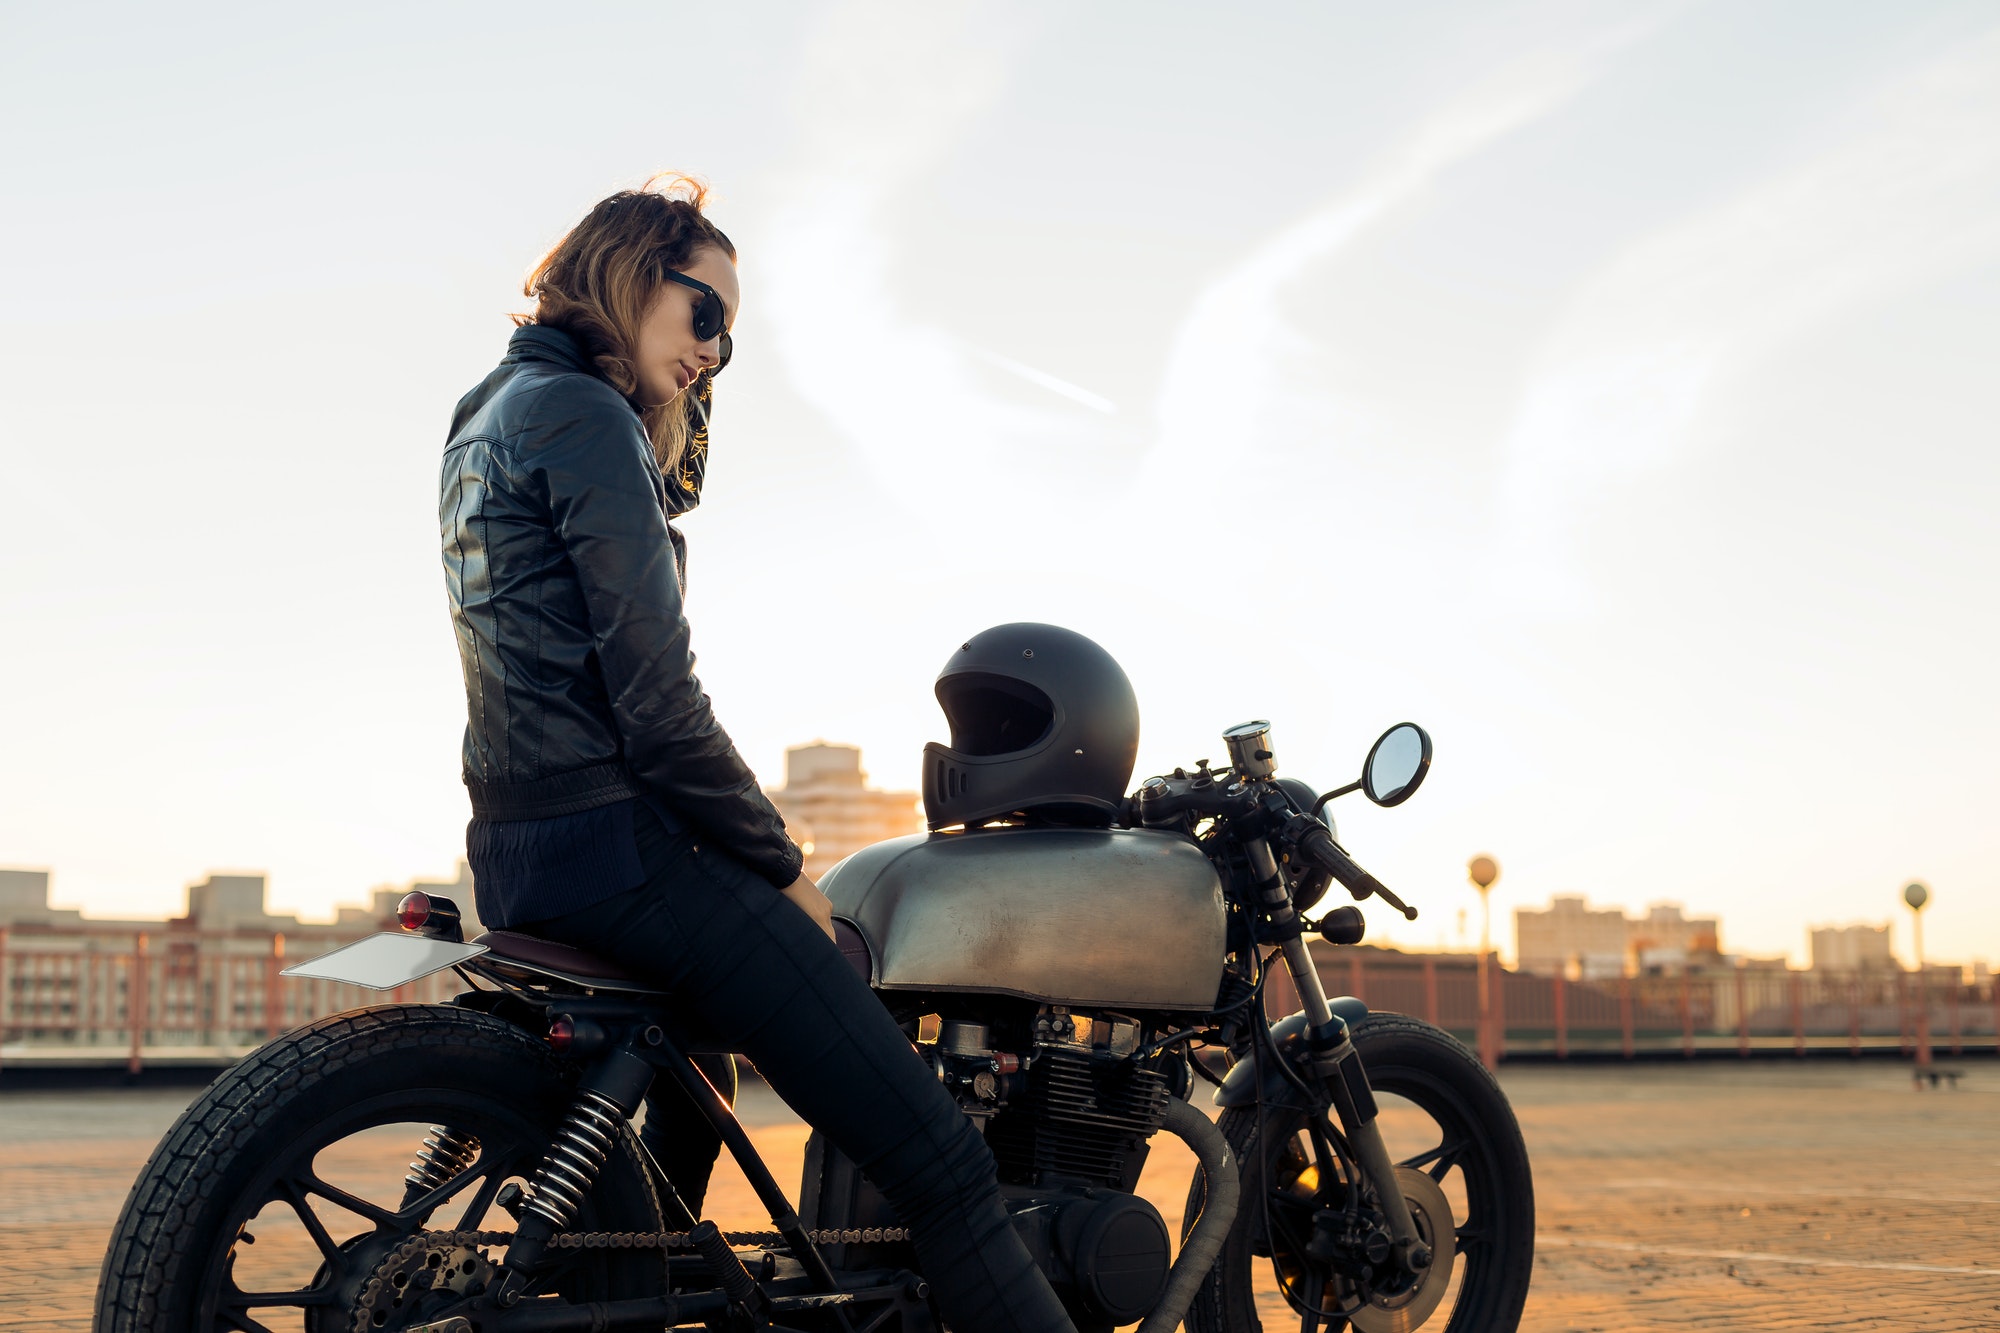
xmin=818 ymin=826 xmax=1227 ymax=1011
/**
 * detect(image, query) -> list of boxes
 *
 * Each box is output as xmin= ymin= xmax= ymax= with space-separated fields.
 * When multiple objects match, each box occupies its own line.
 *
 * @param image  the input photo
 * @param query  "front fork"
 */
xmin=1244 ymin=838 xmax=1432 ymax=1276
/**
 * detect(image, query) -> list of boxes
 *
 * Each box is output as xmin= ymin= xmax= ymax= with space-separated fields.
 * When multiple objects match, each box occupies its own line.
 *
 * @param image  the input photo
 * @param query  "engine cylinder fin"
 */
xmin=986 ymin=1049 xmax=1171 ymax=1190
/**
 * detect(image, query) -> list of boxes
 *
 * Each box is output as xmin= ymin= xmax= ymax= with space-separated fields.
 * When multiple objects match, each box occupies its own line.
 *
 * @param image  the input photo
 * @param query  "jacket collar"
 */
xmin=506 ymin=323 xmax=594 ymax=373
xmin=503 ymin=323 xmax=706 ymax=517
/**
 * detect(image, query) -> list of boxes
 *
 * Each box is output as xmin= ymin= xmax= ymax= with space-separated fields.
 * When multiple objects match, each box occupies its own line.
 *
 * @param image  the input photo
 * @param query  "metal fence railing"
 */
xmin=0 ymin=928 xmax=460 ymax=1073
xmin=5 ymin=929 xmax=1995 ymax=1072
xmin=1266 ymin=949 xmax=1998 ymax=1060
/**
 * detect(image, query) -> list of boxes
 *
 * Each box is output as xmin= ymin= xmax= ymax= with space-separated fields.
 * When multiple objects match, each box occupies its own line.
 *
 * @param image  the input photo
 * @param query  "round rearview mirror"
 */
xmin=1362 ymin=723 xmax=1432 ymax=807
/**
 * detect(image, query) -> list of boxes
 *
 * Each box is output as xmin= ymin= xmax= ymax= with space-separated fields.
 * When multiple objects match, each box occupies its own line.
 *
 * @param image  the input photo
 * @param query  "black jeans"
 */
xmin=524 ymin=805 xmax=1078 ymax=1333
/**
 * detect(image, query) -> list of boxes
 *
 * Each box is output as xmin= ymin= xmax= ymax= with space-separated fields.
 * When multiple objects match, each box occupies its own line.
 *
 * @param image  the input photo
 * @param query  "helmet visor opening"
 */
xmin=938 ymin=673 xmax=1056 ymax=757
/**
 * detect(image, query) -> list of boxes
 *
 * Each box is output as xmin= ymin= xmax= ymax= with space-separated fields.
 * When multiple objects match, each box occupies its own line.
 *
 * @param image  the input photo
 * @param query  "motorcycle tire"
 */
xmin=1184 ymin=1012 xmax=1535 ymax=1333
xmin=95 ymin=1003 xmax=667 ymax=1333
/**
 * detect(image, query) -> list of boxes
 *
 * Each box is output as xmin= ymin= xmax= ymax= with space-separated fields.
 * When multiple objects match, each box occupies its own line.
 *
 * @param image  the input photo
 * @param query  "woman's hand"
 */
xmin=781 ymin=870 xmax=838 ymax=942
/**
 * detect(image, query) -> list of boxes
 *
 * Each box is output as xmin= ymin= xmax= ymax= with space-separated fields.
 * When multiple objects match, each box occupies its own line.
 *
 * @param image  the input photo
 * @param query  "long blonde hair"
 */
xmin=518 ymin=174 xmax=734 ymax=483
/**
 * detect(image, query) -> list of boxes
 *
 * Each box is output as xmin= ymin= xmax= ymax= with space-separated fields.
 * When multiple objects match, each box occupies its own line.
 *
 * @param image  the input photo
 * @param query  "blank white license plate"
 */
xmin=282 ymin=933 xmax=489 ymax=989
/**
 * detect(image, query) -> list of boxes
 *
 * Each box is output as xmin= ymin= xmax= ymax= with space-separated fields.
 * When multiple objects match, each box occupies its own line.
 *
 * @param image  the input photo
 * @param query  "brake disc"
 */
xmin=1350 ymin=1165 xmax=1458 ymax=1333
xmin=350 ymin=1235 xmax=495 ymax=1333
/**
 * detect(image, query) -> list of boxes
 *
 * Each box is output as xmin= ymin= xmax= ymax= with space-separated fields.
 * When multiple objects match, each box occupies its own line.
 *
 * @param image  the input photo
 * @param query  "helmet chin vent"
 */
xmin=935 ymin=761 xmax=969 ymax=800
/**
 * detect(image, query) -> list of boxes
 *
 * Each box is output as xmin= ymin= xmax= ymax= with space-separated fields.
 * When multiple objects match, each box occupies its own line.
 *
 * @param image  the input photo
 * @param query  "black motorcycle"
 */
xmin=96 ymin=719 xmax=1532 ymax=1333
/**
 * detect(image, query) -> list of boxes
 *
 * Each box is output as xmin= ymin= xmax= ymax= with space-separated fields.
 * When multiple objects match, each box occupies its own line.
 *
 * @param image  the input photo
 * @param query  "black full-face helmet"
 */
xmin=922 ymin=623 xmax=1140 ymax=830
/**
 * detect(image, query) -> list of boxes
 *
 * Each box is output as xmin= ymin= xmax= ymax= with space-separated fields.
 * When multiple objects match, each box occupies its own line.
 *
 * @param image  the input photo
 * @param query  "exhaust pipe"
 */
xmin=1139 ymin=1097 xmax=1240 ymax=1333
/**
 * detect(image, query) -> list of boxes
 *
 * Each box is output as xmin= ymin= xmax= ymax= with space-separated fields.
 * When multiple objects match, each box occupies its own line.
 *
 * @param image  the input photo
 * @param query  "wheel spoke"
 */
xmin=454 ymin=1157 xmax=519 ymax=1231
xmin=277 ymin=1177 xmax=343 ymax=1264
xmin=1399 ymin=1138 xmax=1467 ymax=1182
xmin=1455 ymin=1225 xmax=1488 ymax=1252
xmin=1305 ymin=1120 xmax=1345 ymax=1193
xmin=218 ymin=1263 xmax=343 ymax=1321
xmin=400 ymin=1149 xmax=506 ymax=1223
xmin=298 ymin=1170 xmax=401 ymax=1229
xmin=229 ymin=1288 xmax=339 ymax=1309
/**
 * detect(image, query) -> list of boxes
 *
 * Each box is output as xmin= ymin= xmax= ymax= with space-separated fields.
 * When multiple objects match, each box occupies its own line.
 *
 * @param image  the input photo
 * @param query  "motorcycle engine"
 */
xmin=800 ymin=1003 xmax=1184 ymax=1331
xmin=929 ymin=1008 xmax=1179 ymax=1330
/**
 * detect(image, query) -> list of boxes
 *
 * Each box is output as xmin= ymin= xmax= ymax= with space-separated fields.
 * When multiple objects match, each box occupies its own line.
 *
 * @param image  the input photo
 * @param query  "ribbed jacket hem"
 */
xmin=464 ymin=761 xmax=639 ymax=819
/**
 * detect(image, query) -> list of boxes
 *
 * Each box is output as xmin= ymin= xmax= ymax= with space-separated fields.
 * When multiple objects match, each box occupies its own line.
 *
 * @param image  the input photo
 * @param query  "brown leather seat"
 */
xmin=833 ymin=918 xmax=872 ymax=983
xmin=473 ymin=921 xmax=874 ymax=988
xmin=473 ymin=930 xmax=645 ymax=985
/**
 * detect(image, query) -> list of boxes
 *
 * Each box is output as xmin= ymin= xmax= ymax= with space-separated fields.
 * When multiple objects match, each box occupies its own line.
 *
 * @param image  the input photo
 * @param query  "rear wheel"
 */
xmin=94 ymin=1004 xmax=666 ymax=1333
xmin=1185 ymin=1012 xmax=1534 ymax=1332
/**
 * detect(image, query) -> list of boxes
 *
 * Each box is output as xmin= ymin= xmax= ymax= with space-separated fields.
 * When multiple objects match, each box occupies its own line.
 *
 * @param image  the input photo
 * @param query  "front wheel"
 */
xmin=95 ymin=1004 xmax=667 ymax=1333
xmin=1186 ymin=1012 xmax=1535 ymax=1333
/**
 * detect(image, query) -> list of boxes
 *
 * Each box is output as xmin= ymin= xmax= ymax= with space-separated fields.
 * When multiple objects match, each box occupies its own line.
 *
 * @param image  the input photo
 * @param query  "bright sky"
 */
xmin=3 ymin=1 xmax=1995 ymax=967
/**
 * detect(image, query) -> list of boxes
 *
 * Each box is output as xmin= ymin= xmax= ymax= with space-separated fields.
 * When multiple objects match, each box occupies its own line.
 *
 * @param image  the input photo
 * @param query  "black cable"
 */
xmin=1188 ymin=1048 xmax=1227 ymax=1088
xmin=1127 ymin=1024 xmax=1204 ymax=1063
xmin=1252 ymin=960 xmax=1319 ymax=1103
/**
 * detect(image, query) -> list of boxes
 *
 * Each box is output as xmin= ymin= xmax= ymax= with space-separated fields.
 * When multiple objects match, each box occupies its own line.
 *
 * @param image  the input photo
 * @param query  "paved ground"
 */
xmin=3 ymin=1059 xmax=1995 ymax=1330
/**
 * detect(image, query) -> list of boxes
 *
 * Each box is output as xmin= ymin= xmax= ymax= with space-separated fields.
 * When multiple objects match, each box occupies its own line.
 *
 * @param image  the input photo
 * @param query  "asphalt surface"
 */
xmin=3 ymin=1059 xmax=1995 ymax=1330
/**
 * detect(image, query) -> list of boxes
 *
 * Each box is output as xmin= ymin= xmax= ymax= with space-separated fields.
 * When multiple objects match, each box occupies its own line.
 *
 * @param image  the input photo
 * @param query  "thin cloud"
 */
xmin=1491 ymin=23 xmax=2000 ymax=614
xmin=757 ymin=0 xmax=1121 ymax=543
xmin=970 ymin=347 xmax=1118 ymax=415
xmin=1139 ymin=19 xmax=1663 ymax=498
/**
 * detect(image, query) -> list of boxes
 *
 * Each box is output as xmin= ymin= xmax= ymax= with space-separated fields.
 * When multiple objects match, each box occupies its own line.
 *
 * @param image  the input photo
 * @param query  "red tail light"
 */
xmin=546 ymin=1016 xmax=575 ymax=1053
xmin=396 ymin=892 xmax=432 ymax=931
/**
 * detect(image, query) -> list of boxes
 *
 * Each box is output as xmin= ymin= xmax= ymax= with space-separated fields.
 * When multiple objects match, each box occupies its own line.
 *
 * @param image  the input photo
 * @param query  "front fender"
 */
xmin=1213 ymin=999 xmax=1370 ymax=1109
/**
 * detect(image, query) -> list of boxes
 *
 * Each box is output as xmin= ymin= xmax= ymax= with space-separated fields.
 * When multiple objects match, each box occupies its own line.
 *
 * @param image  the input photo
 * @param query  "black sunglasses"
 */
xmin=661 ymin=269 xmax=733 ymax=373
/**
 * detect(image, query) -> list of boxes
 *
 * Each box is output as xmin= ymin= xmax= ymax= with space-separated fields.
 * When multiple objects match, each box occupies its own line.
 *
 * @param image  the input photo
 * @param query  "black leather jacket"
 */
xmin=439 ymin=325 xmax=802 ymax=889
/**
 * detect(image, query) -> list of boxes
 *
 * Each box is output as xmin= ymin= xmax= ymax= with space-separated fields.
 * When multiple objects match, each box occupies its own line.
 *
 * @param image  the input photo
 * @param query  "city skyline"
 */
xmin=4 ymin=3 xmax=1996 ymax=967
xmin=1 ymin=776 xmax=1979 ymax=976
xmin=0 ymin=858 xmax=1975 ymax=971
xmin=0 ymin=727 xmax=1977 ymax=971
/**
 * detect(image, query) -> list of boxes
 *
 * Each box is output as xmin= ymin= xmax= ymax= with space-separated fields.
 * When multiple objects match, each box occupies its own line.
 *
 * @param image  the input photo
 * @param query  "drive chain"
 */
xmin=352 ymin=1228 xmax=911 ymax=1333
xmin=394 ymin=1225 xmax=909 ymax=1250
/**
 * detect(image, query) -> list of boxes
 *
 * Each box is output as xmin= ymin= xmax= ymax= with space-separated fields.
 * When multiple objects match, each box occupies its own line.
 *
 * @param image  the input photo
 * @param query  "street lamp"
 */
xmin=1469 ymin=855 xmax=1500 ymax=1069
xmin=1904 ymin=881 xmax=1931 ymax=1074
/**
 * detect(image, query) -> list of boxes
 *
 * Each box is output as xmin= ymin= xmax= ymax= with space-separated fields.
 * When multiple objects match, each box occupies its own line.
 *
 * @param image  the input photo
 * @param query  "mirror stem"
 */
xmin=1311 ymin=782 xmax=1362 ymax=816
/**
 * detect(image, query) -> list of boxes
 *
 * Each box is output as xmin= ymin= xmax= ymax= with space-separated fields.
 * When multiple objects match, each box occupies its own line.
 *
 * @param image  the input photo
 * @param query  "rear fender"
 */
xmin=1213 ymin=1000 xmax=1370 ymax=1109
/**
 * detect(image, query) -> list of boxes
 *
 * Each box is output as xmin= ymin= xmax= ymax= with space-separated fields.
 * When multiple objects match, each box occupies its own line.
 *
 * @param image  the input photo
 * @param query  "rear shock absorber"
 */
xmin=402 ymin=1126 xmax=482 ymax=1206
xmin=495 ymin=1046 xmax=657 ymax=1307
xmin=522 ymin=1088 xmax=626 ymax=1228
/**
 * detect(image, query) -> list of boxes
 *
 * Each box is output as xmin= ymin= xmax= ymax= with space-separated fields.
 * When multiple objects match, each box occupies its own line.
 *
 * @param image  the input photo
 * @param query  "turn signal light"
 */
xmin=547 ymin=1016 xmax=575 ymax=1053
xmin=1316 ymin=905 xmax=1367 ymax=946
xmin=397 ymin=892 xmax=432 ymax=931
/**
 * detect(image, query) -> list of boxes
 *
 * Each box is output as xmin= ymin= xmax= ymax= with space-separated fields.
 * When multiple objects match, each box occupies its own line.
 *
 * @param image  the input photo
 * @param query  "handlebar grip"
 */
xmin=1301 ymin=828 xmax=1418 ymax=920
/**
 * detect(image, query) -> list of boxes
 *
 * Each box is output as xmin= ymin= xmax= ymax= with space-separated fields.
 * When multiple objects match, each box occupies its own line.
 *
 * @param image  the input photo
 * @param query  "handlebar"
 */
xmin=1136 ymin=770 xmax=1420 ymax=921
xmin=1299 ymin=826 xmax=1418 ymax=921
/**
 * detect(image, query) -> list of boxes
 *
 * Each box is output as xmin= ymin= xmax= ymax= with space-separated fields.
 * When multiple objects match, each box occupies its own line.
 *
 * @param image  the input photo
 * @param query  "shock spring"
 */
xmin=523 ymin=1089 xmax=625 ymax=1228
xmin=403 ymin=1125 xmax=482 ymax=1200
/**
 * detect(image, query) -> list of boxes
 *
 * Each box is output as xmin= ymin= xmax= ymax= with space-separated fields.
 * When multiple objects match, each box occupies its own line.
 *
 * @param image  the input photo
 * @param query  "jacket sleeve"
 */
xmin=520 ymin=376 xmax=804 ymax=888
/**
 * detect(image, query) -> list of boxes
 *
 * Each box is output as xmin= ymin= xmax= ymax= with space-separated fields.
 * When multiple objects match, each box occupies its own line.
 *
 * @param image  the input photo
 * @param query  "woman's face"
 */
xmin=633 ymin=245 xmax=738 ymax=406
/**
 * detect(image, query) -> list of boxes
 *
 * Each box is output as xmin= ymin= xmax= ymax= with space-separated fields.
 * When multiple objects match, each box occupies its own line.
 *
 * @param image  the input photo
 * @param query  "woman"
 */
xmin=439 ymin=176 xmax=1078 ymax=1333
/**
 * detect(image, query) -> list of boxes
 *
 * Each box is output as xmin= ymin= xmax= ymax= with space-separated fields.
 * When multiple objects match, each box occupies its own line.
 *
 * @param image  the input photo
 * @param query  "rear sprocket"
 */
xmin=350 ymin=1234 xmax=496 ymax=1333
